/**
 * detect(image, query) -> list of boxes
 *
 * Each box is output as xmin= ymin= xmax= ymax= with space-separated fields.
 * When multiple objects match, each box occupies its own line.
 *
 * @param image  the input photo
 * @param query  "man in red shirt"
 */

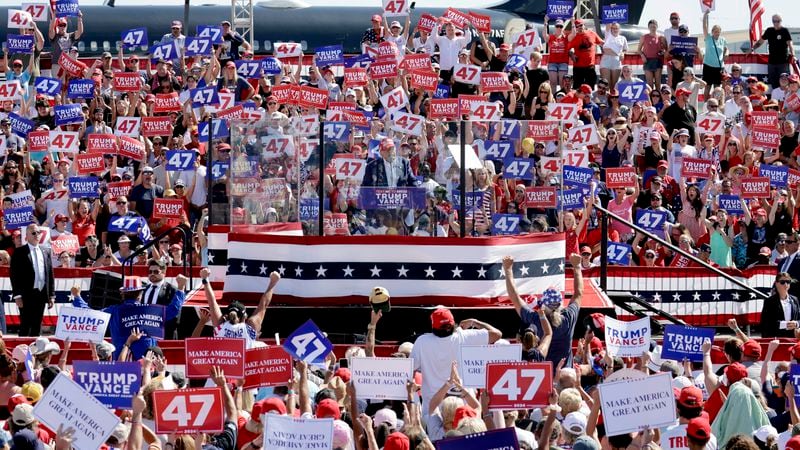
xmin=567 ymin=19 xmax=604 ymax=89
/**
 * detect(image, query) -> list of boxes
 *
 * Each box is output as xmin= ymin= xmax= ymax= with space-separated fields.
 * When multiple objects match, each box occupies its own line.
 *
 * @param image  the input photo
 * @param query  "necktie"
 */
xmin=783 ymin=253 xmax=795 ymax=273
xmin=147 ymin=284 xmax=159 ymax=305
xmin=32 ymin=247 xmax=43 ymax=290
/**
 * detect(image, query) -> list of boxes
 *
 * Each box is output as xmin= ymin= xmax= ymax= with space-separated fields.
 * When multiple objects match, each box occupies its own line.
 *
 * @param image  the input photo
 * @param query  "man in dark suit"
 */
xmin=777 ymin=233 xmax=800 ymax=298
xmin=141 ymin=258 xmax=184 ymax=338
xmin=760 ymin=272 xmax=800 ymax=338
xmin=362 ymin=138 xmax=419 ymax=188
xmin=10 ymin=224 xmax=55 ymax=336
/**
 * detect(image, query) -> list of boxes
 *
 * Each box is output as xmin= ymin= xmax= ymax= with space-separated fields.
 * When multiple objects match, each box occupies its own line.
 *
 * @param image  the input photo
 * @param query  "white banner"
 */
xmin=55 ymin=306 xmax=112 ymax=343
xmin=33 ymin=373 xmax=120 ymax=450
xmin=380 ymin=86 xmax=409 ymax=114
xmin=604 ymin=316 xmax=651 ymax=357
xmin=351 ymin=357 xmax=414 ymax=400
xmin=598 ymin=372 xmax=677 ymax=435
xmin=263 ymin=415 xmax=333 ymax=450
xmin=458 ymin=344 xmax=522 ymax=388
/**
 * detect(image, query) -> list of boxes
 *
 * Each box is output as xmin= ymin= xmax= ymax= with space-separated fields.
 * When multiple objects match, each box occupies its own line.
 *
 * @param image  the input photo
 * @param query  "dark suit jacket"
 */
xmin=10 ymin=244 xmax=55 ymax=299
xmin=145 ymin=281 xmax=178 ymax=307
xmin=777 ymin=254 xmax=800 ymax=298
xmin=760 ymin=293 xmax=800 ymax=338
xmin=362 ymin=156 xmax=418 ymax=187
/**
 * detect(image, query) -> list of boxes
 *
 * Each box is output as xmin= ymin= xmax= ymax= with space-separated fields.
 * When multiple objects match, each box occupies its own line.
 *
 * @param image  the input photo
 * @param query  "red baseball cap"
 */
xmin=678 ymin=386 xmax=705 ymax=408
xmin=742 ymin=340 xmax=762 ymax=358
xmin=384 ymin=432 xmax=410 ymax=450
xmin=589 ymin=336 xmax=603 ymax=354
xmin=431 ymin=308 xmax=455 ymax=330
xmin=452 ymin=405 xmax=477 ymax=429
xmin=380 ymin=137 xmax=395 ymax=150
xmin=334 ymin=367 xmax=351 ymax=383
xmin=574 ymin=19 xmax=584 ymax=26
xmin=371 ymin=14 xmax=382 ymax=22
xmin=579 ymin=84 xmax=592 ymax=95
xmin=7 ymin=394 xmax=28 ymax=413
xmin=675 ymin=88 xmax=692 ymax=97
xmin=657 ymin=160 xmax=669 ymax=169
xmin=725 ymin=362 xmax=748 ymax=384
xmin=253 ymin=398 xmax=286 ymax=421
xmin=315 ymin=398 xmax=341 ymax=420
xmin=787 ymin=436 xmax=800 ymax=450
xmin=687 ymin=416 xmax=711 ymax=441
xmin=499 ymin=43 xmax=511 ymax=51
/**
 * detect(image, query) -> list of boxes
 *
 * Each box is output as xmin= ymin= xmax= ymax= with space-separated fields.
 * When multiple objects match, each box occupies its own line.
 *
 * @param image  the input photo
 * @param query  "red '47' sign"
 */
xmin=185 ymin=337 xmax=246 ymax=379
xmin=486 ymin=361 xmax=552 ymax=410
xmin=152 ymin=388 xmax=224 ymax=434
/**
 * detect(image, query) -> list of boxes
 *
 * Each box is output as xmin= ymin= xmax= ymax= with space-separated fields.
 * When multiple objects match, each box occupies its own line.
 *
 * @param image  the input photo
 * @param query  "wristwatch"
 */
xmin=201 ymin=278 xmax=209 ymax=285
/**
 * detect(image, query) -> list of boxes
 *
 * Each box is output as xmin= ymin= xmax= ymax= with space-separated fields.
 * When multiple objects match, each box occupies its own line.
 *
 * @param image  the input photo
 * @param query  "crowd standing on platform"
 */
xmin=0 ymin=1 xmax=799 ymax=449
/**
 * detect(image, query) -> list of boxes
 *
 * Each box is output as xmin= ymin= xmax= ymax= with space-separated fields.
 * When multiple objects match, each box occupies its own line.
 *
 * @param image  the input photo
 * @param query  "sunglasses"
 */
xmin=651 ymin=197 xmax=662 ymax=201
xmin=581 ymin=252 xmax=591 ymax=257
xmin=268 ymin=102 xmax=277 ymax=105
xmin=30 ymin=231 xmax=39 ymax=236
xmin=149 ymin=269 xmax=162 ymax=274
xmin=116 ymin=201 xmax=127 ymax=205
xmin=645 ymin=254 xmax=656 ymax=259
xmin=778 ymin=280 xmax=792 ymax=285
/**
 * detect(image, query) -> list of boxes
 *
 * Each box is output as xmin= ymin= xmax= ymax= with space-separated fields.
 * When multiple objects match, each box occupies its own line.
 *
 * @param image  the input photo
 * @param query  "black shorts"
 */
xmin=703 ymin=64 xmax=723 ymax=87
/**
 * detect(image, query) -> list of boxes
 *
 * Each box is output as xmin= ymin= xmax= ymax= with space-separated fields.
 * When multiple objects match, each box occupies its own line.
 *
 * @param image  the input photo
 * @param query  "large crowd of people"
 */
xmin=0 ymin=1 xmax=798 ymax=449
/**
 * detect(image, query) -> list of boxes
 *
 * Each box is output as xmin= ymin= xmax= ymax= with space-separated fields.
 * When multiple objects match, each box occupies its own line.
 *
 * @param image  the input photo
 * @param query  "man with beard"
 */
xmin=504 ymin=253 xmax=584 ymax=367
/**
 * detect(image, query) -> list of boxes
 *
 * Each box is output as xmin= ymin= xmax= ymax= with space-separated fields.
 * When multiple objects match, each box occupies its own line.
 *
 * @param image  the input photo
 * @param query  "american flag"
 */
xmin=220 ymin=233 xmax=566 ymax=305
xmin=749 ymin=0 xmax=765 ymax=46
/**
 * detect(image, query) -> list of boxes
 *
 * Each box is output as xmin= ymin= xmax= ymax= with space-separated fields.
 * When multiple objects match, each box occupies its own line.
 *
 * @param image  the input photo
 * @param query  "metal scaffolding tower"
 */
xmin=575 ymin=0 xmax=598 ymax=22
xmin=231 ymin=0 xmax=254 ymax=45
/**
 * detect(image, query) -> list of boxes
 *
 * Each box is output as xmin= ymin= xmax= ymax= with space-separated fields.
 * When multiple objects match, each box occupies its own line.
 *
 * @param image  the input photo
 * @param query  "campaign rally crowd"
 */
xmin=1 ymin=0 xmax=800 ymax=449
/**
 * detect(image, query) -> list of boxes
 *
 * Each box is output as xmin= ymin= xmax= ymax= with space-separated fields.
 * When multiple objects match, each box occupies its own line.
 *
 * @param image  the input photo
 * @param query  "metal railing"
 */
xmin=595 ymin=202 xmax=768 ymax=300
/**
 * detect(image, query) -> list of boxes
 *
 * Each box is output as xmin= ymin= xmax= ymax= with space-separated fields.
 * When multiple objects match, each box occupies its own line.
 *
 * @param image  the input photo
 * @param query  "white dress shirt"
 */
xmin=29 ymin=243 xmax=45 ymax=291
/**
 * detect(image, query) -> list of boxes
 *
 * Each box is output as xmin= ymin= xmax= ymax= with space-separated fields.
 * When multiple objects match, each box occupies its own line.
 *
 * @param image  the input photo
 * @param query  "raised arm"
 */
xmin=569 ymin=253 xmax=584 ymax=307
xmin=211 ymin=366 xmax=238 ymax=423
xmin=199 ymin=267 xmax=223 ymax=326
xmin=503 ymin=255 xmax=529 ymax=317
xmin=701 ymin=341 xmax=719 ymax=393
xmin=247 ymin=271 xmax=280 ymax=333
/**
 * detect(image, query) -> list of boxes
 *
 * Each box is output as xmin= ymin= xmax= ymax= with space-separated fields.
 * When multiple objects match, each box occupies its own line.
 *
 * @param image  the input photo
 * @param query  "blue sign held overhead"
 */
xmin=54 ymin=104 xmax=84 ymax=127
xmin=503 ymin=158 xmax=534 ymax=180
xmin=344 ymin=54 xmax=372 ymax=68
xmin=68 ymin=177 xmax=100 ymax=199
xmin=492 ymin=214 xmax=522 ymax=235
xmin=198 ymin=119 xmax=229 ymax=142
xmin=315 ymin=45 xmax=345 ymax=66
xmin=617 ymin=80 xmax=648 ymax=104
xmin=196 ymin=25 xmax=223 ymax=44
xmin=73 ymin=361 xmax=142 ymax=409
xmin=546 ymin=0 xmax=575 ymax=19
xmin=563 ymin=165 xmax=594 ymax=188
xmin=7 ymin=113 xmax=33 ymax=138
xmin=560 ymin=188 xmax=585 ymax=210
xmin=283 ymin=319 xmax=333 ymax=366
xmin=323 ymin=122 xmax=350 ymax=142
xmin=235 ymin=60 xmax=262 ymax=79
xmin=3 ymin=206 xmax=34 ymax=230
xmin=67 ymin=79 xmax=95 ymax=99
xmin=165 ymin=150 xmax=197 ymax=171
xmin=35 ymin=77 xmax=62 ymax=96
xmin=601 ymin=4 xmax=629 ymax=24
xmin=6 ymin=35 xmax=34 ymax=54
xmin=261 ymin=57 xmax=283 ymax=75
xmin=184 ymin=37 xmax=213 ymax=57
xmin=718 ymin=195 xmax=744 ymax=215
xmin=118 ymin=303 xmax=166 ymax=339
xmin=661 ymin=325 xmax=715 ymax=362
xmin=607 ymin=242 xmax=632 ymax=265
xmin=636 ymin=209 xmax=669 ymax=237
xmin=760 ymin=165 xmax=789 ymax=188
xmin=54 ymin=0 xmax=80 ymax=17
xmin=505 ymin=54 xmax=528 ymax=72
xmin=150 ymin=41 xmax=178 ymax=62
xmin=190 ymin=86 xmax=220 ymax=108
xmin=437 ymin=427 xmax=520 ymax=450
xmin=671 ymin=36 xmax=698 ymax=56
xmin=121 ymin=28 xmax=148 ymax=48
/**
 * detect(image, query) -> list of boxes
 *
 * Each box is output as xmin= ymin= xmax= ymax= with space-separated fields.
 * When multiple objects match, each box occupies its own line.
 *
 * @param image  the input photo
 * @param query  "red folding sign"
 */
xmin=86 ymin=133 xmax=117 ymax=154
xmin=107 ymin=181 xmax=132 ymax=200
xmin=486 ymin=361 xmax=552 ymax=410
xmin=525 ymin=187 xmax=557 ymax=208
xmin=74 ymin=153 xmax=105 ymax=175
xmin=527 ymin=120 xmax=560 ymax=141
xmin=400 ymin=54 xmax=432 ymax=71
xmin=429 ymin=99 xmax=460 ymax=119
xmin=443 ymin=7 xmax=469 ymax=28
xmin=152 ymin=388 xmax=224 ymax=434
xmin=185 ymin=337 xmax=246 ymax=379
xmin=604 ymin=167 xmax=637 ymax=188
xmin=141 ymin=117 xmax=173 ymax=137
xmin=468 ymin=11 xmax=491 ymax=33
xmin=410 ymin=70 xmax=438 ymax=92
xmin=681 ymin=157 xmax=714 ymax=179
xmin=153 ymin=93 xmax=181 ymax=113
xmin=152 ymin=198 xmax=185 ymax=220
xmin=740 ymin=176 xmax=771 ymax=199
xmin=344 ymin=68 xmax=368 ymax=87
xmin=113 ymin=73 xmax=142 ymax=92
xmin=298 ymin=86 xmax=330 ymax=110
xmin=480 ymin=72 xmax=511 ymax=92
xmin=243 ymin=346 xmax=293 ymax=390
xmin=118 ymin=136 xmax=146 ymax=161
xmin=369 ymin=61 xmax=398 ymax=80
xmin=27 ymin=130 xmax=49 ymax=152
xmin=751 ymin=127 xmax=781 ymax=149
xmin=416 ymin=13 xmax=436 ymax=33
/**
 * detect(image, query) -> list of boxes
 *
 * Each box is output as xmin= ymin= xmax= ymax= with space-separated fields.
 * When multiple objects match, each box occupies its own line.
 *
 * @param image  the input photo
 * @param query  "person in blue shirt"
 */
xmin=2 ymin=49 xmax=33 ymax=103
xmin=71 ymin=273 xmax=186 ymax=360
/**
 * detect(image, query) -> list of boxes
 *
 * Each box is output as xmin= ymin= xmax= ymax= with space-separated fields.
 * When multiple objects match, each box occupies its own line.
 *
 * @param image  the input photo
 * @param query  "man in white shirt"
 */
xmin=669 ymin=128 xmax=696 ymax=184
xmin=663 ymin=12 xmax=681 ymax=46
xmin=430 ymin=19 xmax=472 ymax=81
xmin=660 ymin=387 xmax=717 ymax=450
xmin=410 ymin=307 xmax=501 ymax=421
